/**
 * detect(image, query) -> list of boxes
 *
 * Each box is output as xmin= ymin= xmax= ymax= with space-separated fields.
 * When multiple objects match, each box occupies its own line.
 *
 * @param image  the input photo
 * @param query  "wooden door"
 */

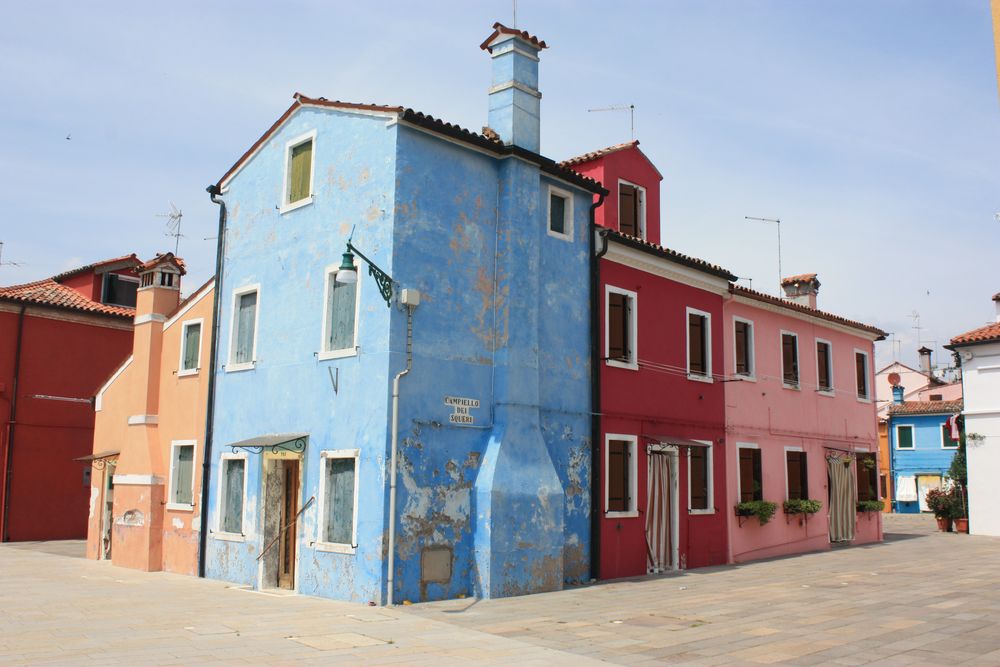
xmin=277 ymin=460 xmax=299 ymax=589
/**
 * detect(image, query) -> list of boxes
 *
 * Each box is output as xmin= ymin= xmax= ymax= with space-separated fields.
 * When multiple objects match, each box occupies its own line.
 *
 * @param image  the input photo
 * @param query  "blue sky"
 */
xmin=1 ymin=1 xmax=997 ymax=372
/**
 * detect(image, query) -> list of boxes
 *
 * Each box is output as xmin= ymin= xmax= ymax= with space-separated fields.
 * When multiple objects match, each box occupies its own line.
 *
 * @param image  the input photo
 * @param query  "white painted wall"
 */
xmin=958 ymin=340 xmax=1000 ymax=537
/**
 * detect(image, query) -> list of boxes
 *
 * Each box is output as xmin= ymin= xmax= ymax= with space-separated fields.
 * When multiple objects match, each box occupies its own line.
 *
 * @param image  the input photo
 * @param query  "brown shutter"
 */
xmin=607 ymin=440 xmax=629 ymax=512
xmin=688 ymin=314 xmax=705 ymax=375
xmin=619 ymin=184 xmax=637 ymax=236
xmin=786 ymin=451 xmax=808 ymax=500
xmin=782 ymin=334 xmax=798 ymax=384
xmin=856 ymin=454 xmax=876 ymax=502
xmin=739 ymin=448 xmax=763 ymax=502
xmin=690 ymin=447 xmax=709 ymax=510
xmin=752 ymin=449 xmax=763 ymax=501
xmin=856 ymin=352 xmax=867 ymax=398
xmin=608 ymin=293 xmax=629 ymax=361
xmin=817 ymin=342 xmax=830 ymax=390
xmin=735 ymin=321 xmax=748 ymax=375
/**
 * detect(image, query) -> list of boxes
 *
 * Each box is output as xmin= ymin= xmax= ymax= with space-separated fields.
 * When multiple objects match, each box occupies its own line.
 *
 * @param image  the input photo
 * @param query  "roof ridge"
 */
xmin=731 ymin=284 xmax=885 ymax=338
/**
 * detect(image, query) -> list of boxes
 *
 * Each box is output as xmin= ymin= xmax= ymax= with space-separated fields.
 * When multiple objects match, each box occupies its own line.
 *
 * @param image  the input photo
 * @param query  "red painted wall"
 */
xmin=0 ymin=308 xmax=132 ymax=541
xmin=574 ymin=145 xmax=663 ymax=245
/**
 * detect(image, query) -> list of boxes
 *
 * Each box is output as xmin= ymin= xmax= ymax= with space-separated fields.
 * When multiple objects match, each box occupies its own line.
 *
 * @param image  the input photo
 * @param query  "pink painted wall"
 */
xmin=723 ymin=292 xmax=882 ymax=562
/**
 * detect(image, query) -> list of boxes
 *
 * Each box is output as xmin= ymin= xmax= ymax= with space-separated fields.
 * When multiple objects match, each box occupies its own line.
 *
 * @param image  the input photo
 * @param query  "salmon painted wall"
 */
xmin=723 ymin=294 xmax=882 ymax=562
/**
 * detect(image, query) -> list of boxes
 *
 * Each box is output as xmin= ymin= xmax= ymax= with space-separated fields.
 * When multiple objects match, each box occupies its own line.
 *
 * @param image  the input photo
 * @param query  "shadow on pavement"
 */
xmin=3 ymin=539 xmax=86 ymax=558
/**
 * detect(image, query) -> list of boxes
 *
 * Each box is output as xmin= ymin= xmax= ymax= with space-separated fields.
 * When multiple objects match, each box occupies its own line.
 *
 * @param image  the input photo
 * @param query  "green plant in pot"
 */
xmin=735 ymin=500 xmax=778 ymax=526
xmin=783 ymin=499 xmax=822 ymax=514
xmin=925 ymin=488 xmax=954 ymax=532
xmin=856 ymin=499 xmax=884 ymax=513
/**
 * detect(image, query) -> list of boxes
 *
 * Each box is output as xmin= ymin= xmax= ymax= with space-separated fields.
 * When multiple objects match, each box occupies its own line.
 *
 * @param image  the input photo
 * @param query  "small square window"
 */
xmin=941 ymin=423 xmax=959 ymax=449
xmin=547 ymin=186 xmax=573 ymax=240
xmin=896 ymin=424 xmax=914 ymax=449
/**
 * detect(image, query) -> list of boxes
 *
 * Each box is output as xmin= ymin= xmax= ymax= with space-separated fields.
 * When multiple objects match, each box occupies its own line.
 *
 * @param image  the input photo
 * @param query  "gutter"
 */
xmin=588 ymin=202 xmax=608 ymax=580
xmin=386 ymin=301 xmax=415 ymax=605
xmin=1 ymin=304 xmax=26 ymax=542
xmin=198 ymin=184 xmax=227 ymax=577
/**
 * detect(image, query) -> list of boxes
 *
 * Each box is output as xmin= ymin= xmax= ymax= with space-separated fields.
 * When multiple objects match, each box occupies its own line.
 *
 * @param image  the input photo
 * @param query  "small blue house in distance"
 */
xmin=203 ymin=23 xmax=606 ymax=604
xmin=887 ymin=386 xmax=963 ymax=514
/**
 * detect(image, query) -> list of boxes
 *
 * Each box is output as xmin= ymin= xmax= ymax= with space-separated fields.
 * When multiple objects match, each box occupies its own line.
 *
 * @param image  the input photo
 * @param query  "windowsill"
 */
xmin=941 ymin=447 xmax=959 ymax=450
xmin=895 ymin=447 xmax=914 ymax=451
xmin=547 ymin=228 xmax=572 ymax=242
xmin=605 ymin=510 xmax=639 ymax=519
xmin=734 ymin=374 xmax=756 ymax=383
xmin=687 ymin=373 xmax=713 ymax=384
xmin=606 ymin=359 xmax=639 ymax=371
xmin=177 ymin=368 xmax=199 ymax=378
xmin=817 ymin=389 xmax=835 ymax=398
xmin=689 ymin=509 xmax=716 ymax=515
xmin=279 ymin=196 xmax=314 ymax=215
xmin=314 ymin=541 xmax=357 ymax=555
xmin=213 ymin=531 xmax=246 ymax=542
xmin=165 ymin=503 xmax=195 ymax=512
xmin=317 ymin=347 xmax=359 ymax=362
xmin=857 ymin=396 xmax=872 ymax=404
xmin=225 ymin=361 xmax=256 ymax=373
xmin=783 ymin=382 xmax=801 ymax=390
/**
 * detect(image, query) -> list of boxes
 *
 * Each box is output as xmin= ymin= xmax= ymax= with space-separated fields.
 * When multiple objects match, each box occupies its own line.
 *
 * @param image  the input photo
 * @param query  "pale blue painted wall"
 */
xmin=888 ymin=412 xmax=958 ymax=514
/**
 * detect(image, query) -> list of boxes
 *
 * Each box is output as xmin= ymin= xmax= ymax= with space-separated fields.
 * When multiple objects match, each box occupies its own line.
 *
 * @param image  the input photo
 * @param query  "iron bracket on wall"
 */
xmin=229 ymin=435 xmax=307 ymax=455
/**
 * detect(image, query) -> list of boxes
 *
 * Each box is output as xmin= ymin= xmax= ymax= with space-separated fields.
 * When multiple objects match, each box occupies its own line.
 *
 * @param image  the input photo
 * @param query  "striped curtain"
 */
xmin=646 ymin=452 xmax=671 ymax=572
xmin=828 ymin=454 xmax=856 ymax=542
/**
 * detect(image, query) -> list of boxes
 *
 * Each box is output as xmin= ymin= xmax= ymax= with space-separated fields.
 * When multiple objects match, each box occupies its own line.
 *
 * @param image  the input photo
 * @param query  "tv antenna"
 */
xmin=0 ymin=241 xmax=24 ymax=272
xmin=911 ymin=311 xmax=923 ymax=347
xmin=745 ymin=216 xmax=782 ymax=290
xmin=588 ymin=104 xmax=636 ymax=140
xmin=157 ymin=202 xmax=184 ymax=254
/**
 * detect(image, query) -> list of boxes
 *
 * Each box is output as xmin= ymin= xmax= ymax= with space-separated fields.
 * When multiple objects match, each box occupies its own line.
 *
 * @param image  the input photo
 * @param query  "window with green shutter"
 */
xmin=288 ymin=139 xmax=313 ymax=204
xmin=896 ymin=425 xmax=914 ymax=449
xmin=181 ymin=321 xmax=201 ymax=372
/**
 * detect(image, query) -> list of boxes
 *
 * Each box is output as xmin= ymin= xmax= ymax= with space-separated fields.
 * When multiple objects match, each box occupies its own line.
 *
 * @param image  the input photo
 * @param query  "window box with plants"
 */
xmin=856 ymin=499 xmax=884 ymax=517
xmin=735 ymin=500 xmax=778 ymax=527
xmin=783 ymin=498 xmax=822 ymax=525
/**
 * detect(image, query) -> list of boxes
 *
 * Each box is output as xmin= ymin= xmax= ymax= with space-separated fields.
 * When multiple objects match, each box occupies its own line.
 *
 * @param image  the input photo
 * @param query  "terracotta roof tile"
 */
xmin=781 ymin=273 xmax=818 ymax=285
xmin=949 ymin=322 xmax=1000 ymax=347
xmin=479 ymin=22 xmax=548 ymax=53
xmin=561 ymin=141 xmax=640 ymax=167
xmin=50 ymin=254 xmax=141 ymax=283
xmin=887 ymin=400 xmax=963 ymax=416
xmin=0 ymin=278 xmax=134 ymax=318
xmin=606 ymin=229 xmax=737 ymax=281
xmin=139 ymin=252 xmax=186 ymax=275
xmin=731 ymin=285 xmax=886 ymax=339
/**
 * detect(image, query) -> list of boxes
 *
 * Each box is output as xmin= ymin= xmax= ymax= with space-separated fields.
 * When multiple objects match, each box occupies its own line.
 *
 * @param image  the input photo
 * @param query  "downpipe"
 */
xmin=387 ymin=302 xmax=414 ymax=605
xmin=588 ymin=196 xmax=608 ymax=579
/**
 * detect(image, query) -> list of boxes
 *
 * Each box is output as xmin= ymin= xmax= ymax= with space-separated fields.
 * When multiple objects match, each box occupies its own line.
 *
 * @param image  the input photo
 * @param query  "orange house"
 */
xmin=86 ymin=254 xmax=214 ymax=575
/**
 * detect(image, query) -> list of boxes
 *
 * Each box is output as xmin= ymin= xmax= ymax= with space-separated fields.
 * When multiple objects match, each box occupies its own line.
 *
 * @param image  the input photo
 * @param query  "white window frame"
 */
xmin=736 ymin=442 xmax=760 ymax=503
xmin=815 ymin=337 xmax=834 ymax=396
xmin=605 ymin=433 xmax=638 ymax=518
xmin=605 ymin=285 xmax=638 ymax=371
xmin=855 ymin=349 xmax=872 ymax=402
xmin=685 ymin=307 xmax=713 ymax=383
xmin=177 ymin=318 xmax=204 ymax=377
xmin=318 ymin=263 xmax=361 ymax=361
xmin=687 ymin=441 xmax=714 ymax=514
xmin=783 ymin=445 xmax=806 ymax=501
xmin=617 ymin=179 xmax=647 ymax=239
xmin=895 ymin=424 xmax=915 ymax=450
xmin=780 ymin=330 xmax=800 ymax=389
xmin=227 ymin=284 xmax=261 ymax=373
xmin=733 ymin=316 xmax=756 ymax=381
xmin=280 ymin=129 xmax=317 ymax=214
xmin=216 ymin=452 xmax=249 ymax=540
xmin=166 ymin=440 xmax=197 ymax=511
xmin=940 ymin=422 xmax=959 ymax=450
xmin=315 ymin=449 xmax=361 ymax=554
xmin=546 ymin=184 xmax=574 ymax=241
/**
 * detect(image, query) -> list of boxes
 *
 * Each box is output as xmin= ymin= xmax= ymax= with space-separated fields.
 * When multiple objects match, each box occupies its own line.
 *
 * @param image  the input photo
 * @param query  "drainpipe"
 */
xmin=588 ymin=198 xmax=608 ymax=580
xmin=386 ymin=302 xmax=414 ymax=605
xmin=198 ymin=184 xmax=227 ymax=577
xmin=1 ymin=304 xmax=26 ymax=542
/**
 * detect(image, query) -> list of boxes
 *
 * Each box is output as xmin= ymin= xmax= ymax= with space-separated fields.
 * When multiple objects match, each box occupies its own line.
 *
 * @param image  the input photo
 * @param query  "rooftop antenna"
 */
xmin=745 ymin=216 xmax=782 ymax=291
xmin=512 ymin=0 xmax=516 ymax=27
xmin=0 ymin=241 xmax=24 ymax=273
xmin=911 ymin=311 xmax=923 ymax=348
xmin=587 ymin=104 xmax=636 ymax=140
xmin=157 ymin=202 xmax=184 ymax=255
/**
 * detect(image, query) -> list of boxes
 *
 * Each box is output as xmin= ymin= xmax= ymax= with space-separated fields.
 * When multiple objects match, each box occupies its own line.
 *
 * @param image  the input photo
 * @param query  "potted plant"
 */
xmin=735 ymin=500 xmax=778 ymax=526
xmin=856 ymin=499 xmax=884 ymax=513
xmin=951 ymin=486 xmax=969 ymax=534
xmin=925 ymin=488 xmax=953 ymax=532
xmin=783 ymin=499 xmax=822 ymax=524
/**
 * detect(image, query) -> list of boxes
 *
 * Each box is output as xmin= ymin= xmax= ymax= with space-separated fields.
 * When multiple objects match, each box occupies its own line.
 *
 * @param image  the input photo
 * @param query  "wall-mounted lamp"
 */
xmin=336 ymin=240 xmax=393 ymax=307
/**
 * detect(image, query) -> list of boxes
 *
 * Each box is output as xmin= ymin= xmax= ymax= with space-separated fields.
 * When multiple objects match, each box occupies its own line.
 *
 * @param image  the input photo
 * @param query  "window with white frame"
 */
xmin=606 ymin=286 xmax=638 ymax=369
xmin=547 ymin=185 xmax=573 ymax=240
xmin=219 ymin=456 xmax=247 ymax=534
xmin=738 ymin=445 xmax=762 ymax=502
xmin=605 ymin=435 xmax=637 ymax=516
xmin=687 ymin=308 xmax=711 ymax=380
xmin=318 ymin=450 xmax=359 ymax=551
xmin=282 ymin=130 xmax=316 ymax=210
xmin=229 ymin=286 xmax=259 ymax=370
xmin=816 ymin=339 xmax=833 ymax=393
xmin=855 ymin=350 xmax=871 ymax=400
xmin=168 ymin=441 xmax=195 ymax=507
xmin=618 ymin=180 xmax=646 ymax=239
xmin=321 ymin=266 xmax=359 ymax=358
xmin=688 ymin=442 xmax=713 ymax=513
xmin=781 ymin=332 xmax=799 ymax=387
xmin=895 ymin=424 xmax=914 ymax=449
xmin=734 ymin=317 xmax=755 ymax=378
xmin=179 ymin=319 xmax=203 ymax=375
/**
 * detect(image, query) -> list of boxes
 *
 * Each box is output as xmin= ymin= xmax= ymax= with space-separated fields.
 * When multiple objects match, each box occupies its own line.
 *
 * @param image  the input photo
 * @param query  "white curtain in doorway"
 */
xmin=828 ymin=454 xmax=856 ymax=542
xmin=646 ymin=452 xmax=671 ymax=572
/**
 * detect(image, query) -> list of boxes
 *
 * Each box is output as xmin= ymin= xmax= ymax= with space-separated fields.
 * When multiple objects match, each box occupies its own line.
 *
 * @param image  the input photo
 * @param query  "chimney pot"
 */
xmin=481 ymin=23 xmax=546 ymax=153
xmin=892 ymin=384 xmax=905 ymax=405
xmin=780 ymin=273 xmax=820 ymax=309
xmin=918 ymin=346 xmax=933 ymax=375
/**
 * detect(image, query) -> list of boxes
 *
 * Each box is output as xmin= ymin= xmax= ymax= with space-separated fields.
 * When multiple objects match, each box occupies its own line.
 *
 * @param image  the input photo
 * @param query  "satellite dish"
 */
xmin=888 ymin=372 xmax=901 ymax=387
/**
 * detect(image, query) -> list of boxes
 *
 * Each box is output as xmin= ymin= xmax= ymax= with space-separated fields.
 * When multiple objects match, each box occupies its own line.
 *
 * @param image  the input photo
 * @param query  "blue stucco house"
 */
xmin=887 ymin=387 xmax=963 ymax=513
xmin=201 ymin=23 xmax=606 ymax=604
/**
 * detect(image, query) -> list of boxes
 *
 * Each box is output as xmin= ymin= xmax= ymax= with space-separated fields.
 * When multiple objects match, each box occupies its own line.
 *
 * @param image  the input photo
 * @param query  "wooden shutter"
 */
xmin=897 ymin=426 xmax=913 ymax=449
xmin=690 ymin=447 xmax=709 ymax=510
xmin=856 ymin=454 xmax=877 ymax=502
xmin=735 ymin=321 xmax=748 ymax=375
xmin=941 ymin=424 xmax=957 ymax=448
xmin=786 ymin=451 xmax=808 ymax=500
xmin=619 ymin=184 xmax=637 ymax=236
xmin=817 ymin=342 xmax=831 ymax=390
xmin=607 ymin=440 xmax=630 ymax=512
xmin=289 ymin=140 xmax=312 ymax=203
xmin=855 ymin=352 xmax=868 ymax=398
xmin=782 ymin=334 xmax=798 ymax=384
xmin=608 ymin=293 xmax=628 ymax=361
xmin=688 ymin=314 xmax=705 ymax=375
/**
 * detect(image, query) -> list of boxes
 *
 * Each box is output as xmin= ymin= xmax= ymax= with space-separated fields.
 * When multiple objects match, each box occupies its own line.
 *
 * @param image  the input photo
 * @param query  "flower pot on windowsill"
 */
xmin=735 ymin=500 xmax=777 ymax=526
xmin=954 ymin=517 xmax=969 ymax=533
xmin=856 ymin=500 xmax=884 ymax=517
xmin=783 ymin=499 xmax=822 ymax=525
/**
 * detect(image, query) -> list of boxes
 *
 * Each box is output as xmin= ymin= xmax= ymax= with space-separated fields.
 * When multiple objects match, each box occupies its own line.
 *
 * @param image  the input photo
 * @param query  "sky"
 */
xmin=1 ymin=1 xmax=998 ymax=373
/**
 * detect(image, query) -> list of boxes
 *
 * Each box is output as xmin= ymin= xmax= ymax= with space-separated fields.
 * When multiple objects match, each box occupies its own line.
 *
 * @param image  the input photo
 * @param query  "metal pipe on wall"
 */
xmin=386 ymin=302 xmax=415 ymax=605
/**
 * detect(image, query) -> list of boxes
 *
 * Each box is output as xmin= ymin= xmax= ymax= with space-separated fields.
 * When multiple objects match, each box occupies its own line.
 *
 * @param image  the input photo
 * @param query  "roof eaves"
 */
xmin=607 ymin=230 xmax=737 ymax=281
xmin=730 ymin=285 xmax=886 ymax=339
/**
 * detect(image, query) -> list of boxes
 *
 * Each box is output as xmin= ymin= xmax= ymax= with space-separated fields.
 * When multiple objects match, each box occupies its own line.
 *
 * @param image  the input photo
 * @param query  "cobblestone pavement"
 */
xmin=3 ymin=514 xmax=1000 ymax=665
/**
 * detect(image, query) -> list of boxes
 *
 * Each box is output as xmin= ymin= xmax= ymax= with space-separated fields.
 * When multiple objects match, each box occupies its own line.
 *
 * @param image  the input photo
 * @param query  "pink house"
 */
xmin=723 ymin=275 xmax=886 ymax=562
